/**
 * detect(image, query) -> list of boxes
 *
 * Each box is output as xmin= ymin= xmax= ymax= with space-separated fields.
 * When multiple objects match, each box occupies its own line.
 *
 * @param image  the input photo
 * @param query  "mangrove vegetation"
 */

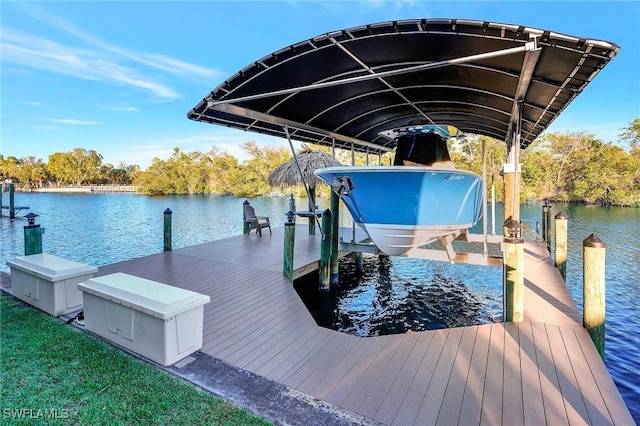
xmin=1 ymin=119 xmax=638 ymax=206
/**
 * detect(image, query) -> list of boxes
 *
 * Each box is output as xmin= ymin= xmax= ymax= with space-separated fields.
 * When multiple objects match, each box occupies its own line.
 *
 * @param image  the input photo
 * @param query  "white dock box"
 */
xmin=78 ymin=273 xmax=210 ymax=366
xmin=6 ymin=253 xmax=98 ymax=316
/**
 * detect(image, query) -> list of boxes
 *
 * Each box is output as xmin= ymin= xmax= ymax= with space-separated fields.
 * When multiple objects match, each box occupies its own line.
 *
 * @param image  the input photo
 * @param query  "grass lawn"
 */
xmin=0 ymin=292 xmax=271 ymax=425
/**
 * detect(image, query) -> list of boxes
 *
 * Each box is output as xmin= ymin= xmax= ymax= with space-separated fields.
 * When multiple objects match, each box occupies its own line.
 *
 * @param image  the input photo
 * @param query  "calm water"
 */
xmin=1 ymin=192 xmax=638 ymax=422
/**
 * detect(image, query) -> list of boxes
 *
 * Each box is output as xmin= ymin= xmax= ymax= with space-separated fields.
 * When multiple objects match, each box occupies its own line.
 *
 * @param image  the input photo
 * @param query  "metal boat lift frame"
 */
xmin=211 ymin=41 xmax=539 ymax=266
xmin=189 ymin=19 xmax=619 ymax=266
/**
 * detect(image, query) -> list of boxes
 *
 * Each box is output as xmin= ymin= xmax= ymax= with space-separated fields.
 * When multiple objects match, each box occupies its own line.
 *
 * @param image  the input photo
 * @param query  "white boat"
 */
xmin=315 ymin=125 xmax=483 ymax=256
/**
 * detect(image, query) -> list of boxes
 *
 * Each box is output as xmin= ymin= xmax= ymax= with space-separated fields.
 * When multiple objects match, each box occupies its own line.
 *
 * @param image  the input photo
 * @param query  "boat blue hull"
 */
xmin=315 ymin=166 xmax=483 ymax=255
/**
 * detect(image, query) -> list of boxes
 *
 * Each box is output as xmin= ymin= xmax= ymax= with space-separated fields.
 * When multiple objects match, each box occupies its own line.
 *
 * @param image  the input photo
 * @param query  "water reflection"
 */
xmin=294 ymin=254 xmax=502 ymax=337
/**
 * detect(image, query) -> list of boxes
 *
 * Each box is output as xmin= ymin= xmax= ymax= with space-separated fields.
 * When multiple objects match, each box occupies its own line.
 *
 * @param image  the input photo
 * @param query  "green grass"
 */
xmin=0 ymin=292 xmax=272 ymax=426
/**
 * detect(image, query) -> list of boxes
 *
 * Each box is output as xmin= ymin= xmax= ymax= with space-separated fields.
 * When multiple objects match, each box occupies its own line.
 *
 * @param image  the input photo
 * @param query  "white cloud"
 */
xmin=103 ymin=106 xmax=139 ymax=112
xmin=48 ymin=118 xmax=99 ymax=125
xmin=14 ymin=2 xmax=220 ymax=81
xmin=1 ymin=28 xmax=182 ymax=99
xmin=1 ymin=3 xmax=222 ymax=100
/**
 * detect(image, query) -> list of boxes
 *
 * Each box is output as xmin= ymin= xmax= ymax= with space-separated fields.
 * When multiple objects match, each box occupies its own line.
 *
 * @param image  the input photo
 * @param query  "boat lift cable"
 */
xmin=351 ymin=142 xmax=356 ymax=244
xmin=512 ymin=101 xmax=523 ymax=227
xmin=283 ymin=125 xmax=324 ymax=238
xmin=482 ymin=138 xmax=488 ymax=256
xmin=491 ymin=152 xmax=496 ymax=236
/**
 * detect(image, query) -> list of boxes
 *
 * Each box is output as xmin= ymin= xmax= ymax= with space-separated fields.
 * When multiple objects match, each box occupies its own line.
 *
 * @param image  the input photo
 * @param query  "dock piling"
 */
xmin=583 ymin=233 xmax=606 ymax=360
xmin=504 ymin=219 xmax=524 ymax=322
xmin=330 ymin=191 xmax=339 ymax=285
xmin=308 ymin=187 xmax=316 ymax=235
xmin=9 ymin=183 xmax=15 ymax=219
xmin=284 ymin=211 xmax=295 ymax=283
xmin=554 ymin=212 xmax=568 ymax=281
xmin=163 ymin=208 xmax=172 ymax=251
xmin=319 ymin=209 xmax=332 ymax=291
xmin=289 ymin=194 xmax=296 ymax=214
xmin=542 ymin=200 xmax=552 ymax=253
xmin=243 ymin=200 xmax=250 ymax=234
xmin=24 ymin=213 xmax=43 ymax=256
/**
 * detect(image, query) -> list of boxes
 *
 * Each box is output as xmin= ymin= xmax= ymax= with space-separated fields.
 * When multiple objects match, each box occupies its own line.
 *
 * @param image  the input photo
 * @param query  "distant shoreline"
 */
xmin=9 ymin=185 xmax=137 ymax=194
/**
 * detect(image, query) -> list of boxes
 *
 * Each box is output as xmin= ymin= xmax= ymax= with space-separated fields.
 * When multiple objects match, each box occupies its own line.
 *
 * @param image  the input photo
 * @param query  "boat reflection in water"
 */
xmin=315 ymin=125 xmax=483 ymax=256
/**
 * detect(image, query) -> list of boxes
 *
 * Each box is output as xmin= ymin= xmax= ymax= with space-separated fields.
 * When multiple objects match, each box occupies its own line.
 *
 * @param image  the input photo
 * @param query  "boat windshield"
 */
xmin=393 ymin=132 xmax=452 ymax=167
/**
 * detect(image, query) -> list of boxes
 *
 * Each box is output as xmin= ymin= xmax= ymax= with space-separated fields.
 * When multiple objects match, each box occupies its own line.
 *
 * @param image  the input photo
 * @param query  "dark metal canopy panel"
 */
xmin=188 ymin=19 xmax=618 ymax=153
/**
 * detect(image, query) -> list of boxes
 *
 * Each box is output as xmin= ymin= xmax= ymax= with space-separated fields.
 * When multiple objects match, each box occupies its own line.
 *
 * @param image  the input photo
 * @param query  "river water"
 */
xmin=1 ymin=192 xmax=638 ymax=422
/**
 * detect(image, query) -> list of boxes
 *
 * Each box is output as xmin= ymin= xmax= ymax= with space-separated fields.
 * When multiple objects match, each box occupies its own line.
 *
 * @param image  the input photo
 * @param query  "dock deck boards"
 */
xmin=36 ymin=225 xmax=636 ymax=424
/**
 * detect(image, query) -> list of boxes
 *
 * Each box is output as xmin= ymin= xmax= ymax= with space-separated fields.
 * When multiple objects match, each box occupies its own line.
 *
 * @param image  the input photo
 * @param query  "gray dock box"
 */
xmin=78 ymin=272 xmax=210 ymax=366
xmin=6 ymin=253 xmax=98 ymax=316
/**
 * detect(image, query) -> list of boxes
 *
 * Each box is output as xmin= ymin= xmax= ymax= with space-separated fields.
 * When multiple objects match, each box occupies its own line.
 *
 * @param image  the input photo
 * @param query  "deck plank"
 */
xmin=458 ymin=323 xmax=492 ymax=424
xmin=435 ymin=325 xmax=478 ymax=425
xmin=518 ymin=320 xmax=546 ymax=426
xmin=338 ymin=335 xmax=406 ymax=412
xmin=355 ymin=332 xmax=421 ymax=418
xmin=502 ymin=322 xmax=524 ymax=425
xmin=373 ymin=331 xmax=435 ymax=425
xmin=559 ymin=327 xmax=613 ymax=425
xmin=531 ymin=321 xmax=570 ymax=425
xmin=480 ymin=322 xmax=505 ymax=426
xmin=323 ymin=336 xmax=393 ymax=407
xmin=414 ymin=326 xmax=465 ymax=425
xmin=391 ymin=330 xmax=449 ymax=426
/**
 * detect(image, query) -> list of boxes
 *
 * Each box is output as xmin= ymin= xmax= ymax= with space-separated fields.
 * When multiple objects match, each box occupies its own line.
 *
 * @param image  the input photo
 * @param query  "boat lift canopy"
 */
xmin=188 ymin=19 xmax=618 ymax=153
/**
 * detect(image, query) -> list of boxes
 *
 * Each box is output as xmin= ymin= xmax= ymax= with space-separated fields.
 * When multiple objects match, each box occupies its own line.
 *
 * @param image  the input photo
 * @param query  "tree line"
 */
xmin=1 ymin=119 xmax=638 ymax=206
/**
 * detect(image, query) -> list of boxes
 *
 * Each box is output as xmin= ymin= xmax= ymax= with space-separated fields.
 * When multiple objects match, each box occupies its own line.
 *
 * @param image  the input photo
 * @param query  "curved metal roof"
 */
xmin=188 ymin=19 xmax=618 ymax=154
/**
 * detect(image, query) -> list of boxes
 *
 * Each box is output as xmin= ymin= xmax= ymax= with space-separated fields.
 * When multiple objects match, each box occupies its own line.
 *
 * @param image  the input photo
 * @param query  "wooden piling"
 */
xmin=163 ymin=208 xmax=172 ymax=251
xmin=9 ymin=183 xmax=15 ymax=219
xmin=542 ymin=200 xmax=552 ymax=253
xmin=308 ymin=187 xmax=316 ymax=235
xmin=554 ymin=212 xmax=568 ymax=281
xmin=330 ymin=191 xmax=339 ymax=285
xmin=289 ymin=194 xmax=296 ymax=213
xmin=583 ymin=233 xmax=606 ymax=360
xmin=319 ymin=209 xmax=332 ymax=291
xmin=243 ymin=200 xmax=250 ymax=235
xmin=23 ymin=213 xmax=42 ymax=256
xmin=283 ymin=211 xmax=295 ymax=283
xmin=504 ymin=219 xmax=524 ymax=322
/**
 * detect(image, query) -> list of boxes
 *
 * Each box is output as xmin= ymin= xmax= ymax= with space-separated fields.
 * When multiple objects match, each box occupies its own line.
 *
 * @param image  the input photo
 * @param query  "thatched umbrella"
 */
xmin=268 ymin=144 xmax=341 ymax=234
xmin=268 ymin=144 xmax=341 ymax=190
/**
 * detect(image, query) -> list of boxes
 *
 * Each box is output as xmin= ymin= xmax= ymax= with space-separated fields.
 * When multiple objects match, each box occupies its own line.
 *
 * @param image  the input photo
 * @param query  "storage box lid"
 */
xmin=77 ymin=272 xmax=210 ymax=319
xmin=6 ymin=253 xmax=98 ymax=281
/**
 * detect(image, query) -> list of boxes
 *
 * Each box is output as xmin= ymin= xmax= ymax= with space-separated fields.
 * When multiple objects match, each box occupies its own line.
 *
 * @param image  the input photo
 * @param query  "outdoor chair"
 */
xmin=243 ymin=205 xmax=271 ymax=237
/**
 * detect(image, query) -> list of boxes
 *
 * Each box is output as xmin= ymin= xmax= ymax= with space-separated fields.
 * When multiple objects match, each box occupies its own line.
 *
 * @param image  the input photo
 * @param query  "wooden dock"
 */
xmin=6 ymin=224 xmax=630 ymax=425
xmin=89 ymin=225 xmax=633 ymax=425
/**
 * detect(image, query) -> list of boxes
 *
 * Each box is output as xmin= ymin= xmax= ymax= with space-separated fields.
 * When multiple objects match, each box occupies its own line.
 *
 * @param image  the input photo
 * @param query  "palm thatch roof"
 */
xmin=268 ymin=144 xmax=342 ymax=189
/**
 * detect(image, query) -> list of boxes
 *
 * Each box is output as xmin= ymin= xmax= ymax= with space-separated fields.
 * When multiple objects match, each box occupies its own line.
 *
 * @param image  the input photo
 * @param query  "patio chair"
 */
xmin=243 ymin=205 xmax=271 ymax=237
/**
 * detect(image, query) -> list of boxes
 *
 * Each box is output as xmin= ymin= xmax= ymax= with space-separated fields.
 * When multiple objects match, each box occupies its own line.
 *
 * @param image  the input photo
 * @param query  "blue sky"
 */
xmin=2 ymin=1 xmax=638 ymax=169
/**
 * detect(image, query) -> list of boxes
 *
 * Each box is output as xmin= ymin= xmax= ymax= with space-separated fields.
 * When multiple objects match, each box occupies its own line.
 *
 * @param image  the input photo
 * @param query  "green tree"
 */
xmin=521 ymin=141 xmax=555 ymax=200
xmin=134 ymin=148 xmax=212 ymax=195
xmin=206 ymin=147 xmax=239 ymax=194
xmin=46 ymin=149 xmax=103 ymax=185
xmin=225 ymin=142 xmax=290 ymax=197
xmin=619 ymin=118 xmax=640 ymax=150
xmin=0 ymin=156 xmax=20 ymax=182
xmin=449 ymin=135 xmax=506 ymax=201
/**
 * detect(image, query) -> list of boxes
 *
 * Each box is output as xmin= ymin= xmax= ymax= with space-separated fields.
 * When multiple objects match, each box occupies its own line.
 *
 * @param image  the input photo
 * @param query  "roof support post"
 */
xmin=283 ymin=125 xmax=323 ymax=237
xmin=503 ymin=102 xmax=523 ymax=237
